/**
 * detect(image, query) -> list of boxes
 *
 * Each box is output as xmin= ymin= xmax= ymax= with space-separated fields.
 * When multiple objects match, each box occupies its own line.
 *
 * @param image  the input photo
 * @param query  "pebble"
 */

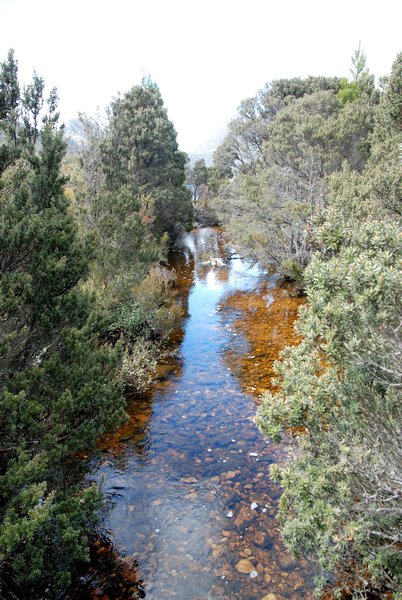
xmin=253 ymin=531 xmax=266 ymax=546
xmin=235 ymin=559 xmax=255 ymax=574
xmin=233 ymin=505 xmax=254 ymax=528
xmin=221 ymin=470 xmax=238 ymax=480
xmin=277 ymin=552 xmax=296 ymax=568
xmin=226 ymin=511 xmax=234 ymax=518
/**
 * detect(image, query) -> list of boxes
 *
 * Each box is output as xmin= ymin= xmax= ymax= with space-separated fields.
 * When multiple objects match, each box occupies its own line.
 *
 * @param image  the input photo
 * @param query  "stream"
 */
xmin=69 ymin=227 xmax=315 ymax=600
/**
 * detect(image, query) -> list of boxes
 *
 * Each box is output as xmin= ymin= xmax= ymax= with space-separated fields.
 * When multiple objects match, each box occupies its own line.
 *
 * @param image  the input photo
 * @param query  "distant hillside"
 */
xmin=186 ymin=127 xmax=226 ymax=165
xmin=64 ymin=118 xmax=86 ymax=153
xmin=64 ymin=118 xmax=226 ymax=163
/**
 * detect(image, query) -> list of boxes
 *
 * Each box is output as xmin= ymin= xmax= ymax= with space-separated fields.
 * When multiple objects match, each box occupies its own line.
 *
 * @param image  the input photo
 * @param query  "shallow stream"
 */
xmin=71 ymin=227 xmax=314 ymax=599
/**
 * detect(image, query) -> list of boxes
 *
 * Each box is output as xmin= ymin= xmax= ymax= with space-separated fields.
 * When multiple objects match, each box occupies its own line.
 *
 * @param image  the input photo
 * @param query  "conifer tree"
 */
xmin=0 ymin=51 xmax=125 ymax=598
xmin=102 ymin=79 xmax=193 ymax=240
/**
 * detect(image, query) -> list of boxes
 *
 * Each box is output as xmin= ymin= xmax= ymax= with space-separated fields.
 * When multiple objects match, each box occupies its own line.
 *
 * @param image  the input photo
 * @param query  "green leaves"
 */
xmin=256 ymin=55 xmax=402 ymax=596
xmin=214 ymin=72 xmax=378 ymax=284
xmin=101 ymin=80 xmax=193 ymax=239
xmin=0 ymin=51 xmax=126 ymax=598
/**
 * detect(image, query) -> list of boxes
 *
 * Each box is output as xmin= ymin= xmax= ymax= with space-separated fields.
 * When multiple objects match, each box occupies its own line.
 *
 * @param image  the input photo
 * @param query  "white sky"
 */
xmin=1 ymin=0 xmax=400 ymax=152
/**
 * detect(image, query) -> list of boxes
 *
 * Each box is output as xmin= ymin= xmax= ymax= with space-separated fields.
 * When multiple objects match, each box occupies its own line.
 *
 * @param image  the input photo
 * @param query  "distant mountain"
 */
xmin=63 ymin=119 xmax=227 ymax=164
xmin=64 ymin=118 xmax=86 ymax=154
xmin=186 ymin=127 xmax=226 ymax=166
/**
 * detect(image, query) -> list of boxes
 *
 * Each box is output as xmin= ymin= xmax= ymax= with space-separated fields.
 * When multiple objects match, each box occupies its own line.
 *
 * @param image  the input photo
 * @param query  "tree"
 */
xmin=257 ymin=54 xmax=402 ymax=598
xmin=0 ymin=49 xmax=20 ymax=166
xmin=76 ymin=113 xmax=164 ymax=300
xmin=350 ymin=42 xmax=370 ymax=85
xmin=213 ymin=76 xmax=342 ymax=177
xmin=187 ymin=158 xmax=209 ymax=201
xmin=0 ymin=51 xmax=125 ymax=598
xmin=214 ymin=85 xmax=376 ymax=284
xmin=101 ymin=78 xmax=193 ymax=240
xmin=73 ymin=100 xmax=185 ymax=391
xmin=338 ymin=44 xmax=377 ymax=106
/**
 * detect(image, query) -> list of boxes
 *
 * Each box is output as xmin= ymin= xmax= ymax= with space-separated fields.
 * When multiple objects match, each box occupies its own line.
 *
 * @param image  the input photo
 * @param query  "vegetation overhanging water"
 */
xmin=68 ymin=227 xmax=314 ymax=599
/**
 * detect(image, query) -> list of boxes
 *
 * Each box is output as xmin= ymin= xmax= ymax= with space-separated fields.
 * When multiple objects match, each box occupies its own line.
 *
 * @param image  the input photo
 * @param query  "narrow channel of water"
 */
xmin=73 ymin=227 xmax=315 ymax=599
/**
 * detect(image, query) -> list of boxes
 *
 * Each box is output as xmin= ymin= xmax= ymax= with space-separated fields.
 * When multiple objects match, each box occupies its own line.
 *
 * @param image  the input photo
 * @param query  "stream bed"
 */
xmin=70 ymin=227 xmax=315 ymax=599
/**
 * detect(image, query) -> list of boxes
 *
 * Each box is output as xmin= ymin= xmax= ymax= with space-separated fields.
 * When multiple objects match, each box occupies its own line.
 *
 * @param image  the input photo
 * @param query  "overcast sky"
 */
xmin=1 ymin=0 xmax=400 ymax=152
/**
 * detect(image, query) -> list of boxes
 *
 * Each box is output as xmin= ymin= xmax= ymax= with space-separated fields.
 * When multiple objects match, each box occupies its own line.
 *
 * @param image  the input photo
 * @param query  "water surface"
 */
xmin=76 ymin=227 xmax=313 ymax=599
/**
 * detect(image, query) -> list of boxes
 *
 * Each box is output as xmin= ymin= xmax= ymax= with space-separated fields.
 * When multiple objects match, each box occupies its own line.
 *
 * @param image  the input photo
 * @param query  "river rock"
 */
xmin=120 ymin=557 xmax=138 ymax=583
xmin=253 ymin=531 xmax=266 ymax=546
xmin=235 ymin=559 xmax=255 ymax=574
xmin=277 ymin=552 xmax=296 ymax=569
xmin=234 ymin=504 xmax=254 ymax=528
xmin=221 ymin=469 xmax=239 ymax=480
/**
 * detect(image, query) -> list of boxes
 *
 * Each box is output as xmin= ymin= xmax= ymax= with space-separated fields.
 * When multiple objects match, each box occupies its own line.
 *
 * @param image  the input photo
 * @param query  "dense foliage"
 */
xmin=257 ymin=53 xmax=401 ymax=597
xmin=101 ymin=79 xmax=193 ymax=240
xmin=213 ymin=50 xmax=378 ymax=286
xmin=1 ymin=42 xmax=400 ymax=600
xmin=0 ymin=50 xmax=126 ymax=598
xmin=185 ymin=158 xmax=220 ymax=226
xmin=0 ymin=54 xmax=191 ymax=598
xmin=72 ymin=80 xmax=190 ymax=389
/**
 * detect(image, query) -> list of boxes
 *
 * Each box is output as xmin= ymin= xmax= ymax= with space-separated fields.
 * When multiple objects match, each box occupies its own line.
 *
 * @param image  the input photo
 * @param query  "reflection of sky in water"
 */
xmin=205 ymin=269 xmax=221 ymax=290
xmin=87 ymin=228 xmax=315 ymax=600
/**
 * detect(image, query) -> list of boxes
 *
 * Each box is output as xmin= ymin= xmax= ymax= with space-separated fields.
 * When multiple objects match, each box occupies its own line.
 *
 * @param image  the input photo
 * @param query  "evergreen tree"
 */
xmin=257 ymin=54 xmax=402 ymax=598
xmin=73 ymin=90 xmax=186 ymax=391
xmin=338 ymin=44 xmax=377 ymax=106
xmin=0 ymin=51 xmax=125 ymax=598
xmin=101 ymin=79 xmax=193 ymax=240
xmin=0 ymin=49 xmax=20 ymax=168
xmin=76 ymin=113 xmax=164 ymax=301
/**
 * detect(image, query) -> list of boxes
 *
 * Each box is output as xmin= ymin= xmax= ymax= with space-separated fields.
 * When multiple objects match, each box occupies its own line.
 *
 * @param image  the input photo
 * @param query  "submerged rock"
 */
xmin=235 ymin=559 xmax=255 ymax=574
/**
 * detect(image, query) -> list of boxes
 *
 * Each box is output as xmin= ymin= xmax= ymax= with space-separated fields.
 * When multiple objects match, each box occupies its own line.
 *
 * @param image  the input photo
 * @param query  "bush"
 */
xmin=257 ymin=55 xmax=402 ymax=598
xmin=257 ymin=220 xmax=402 ymax=597
xmin=111 ymin=265 xmax=183 ymax=388
xmin=118 ymin=341 xmax=158 ymax=392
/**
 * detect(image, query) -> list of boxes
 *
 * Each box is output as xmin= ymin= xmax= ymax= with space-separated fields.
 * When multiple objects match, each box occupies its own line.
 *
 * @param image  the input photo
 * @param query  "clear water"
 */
xmin=74 ymin=227 xmax=314 ymax=599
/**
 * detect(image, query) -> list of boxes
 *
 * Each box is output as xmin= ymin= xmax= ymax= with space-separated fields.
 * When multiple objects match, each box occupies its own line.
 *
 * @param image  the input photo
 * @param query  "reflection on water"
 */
xmin=70 ymin=228 xmax=314 ymax=599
